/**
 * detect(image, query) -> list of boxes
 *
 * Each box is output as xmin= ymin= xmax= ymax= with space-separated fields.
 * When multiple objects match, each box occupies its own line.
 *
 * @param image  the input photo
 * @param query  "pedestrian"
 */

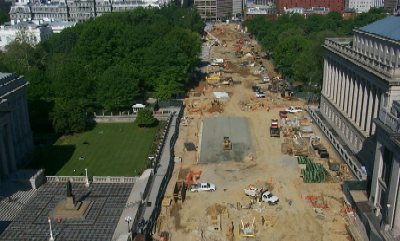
xmin=261 ymin=216 xmax=265 ymax=226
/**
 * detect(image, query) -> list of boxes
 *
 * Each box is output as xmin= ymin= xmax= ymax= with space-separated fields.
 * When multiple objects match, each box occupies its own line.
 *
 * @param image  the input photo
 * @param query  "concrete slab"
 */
xmin=199 ymin=116 xmax=254 ymax=163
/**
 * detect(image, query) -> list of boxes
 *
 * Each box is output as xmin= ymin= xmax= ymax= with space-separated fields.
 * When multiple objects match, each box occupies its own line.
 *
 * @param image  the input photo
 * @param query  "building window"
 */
xmin=382 ymin=147 xmax=393 ymax=185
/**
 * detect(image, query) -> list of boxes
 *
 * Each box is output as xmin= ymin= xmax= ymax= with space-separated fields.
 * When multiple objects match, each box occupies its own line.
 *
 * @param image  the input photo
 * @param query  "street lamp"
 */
xmin=48 ymin=217 xmax=54 ymax=241
xmin=125 ymin=216 xmax=132 ymax=233
xmin=85 ymin=168 xmax=90 ymax=187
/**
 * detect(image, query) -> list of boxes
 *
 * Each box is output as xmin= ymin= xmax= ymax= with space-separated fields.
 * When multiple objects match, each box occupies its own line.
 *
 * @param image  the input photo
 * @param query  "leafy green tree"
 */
xmin=50 ymin=99 xmax=86 ymax=134
xmin=135 ymin=108 xmax=158 ymax=127
xmin=0 ymin=9 xmax=8 ymax=25
xmin=96 ymin=65 xmax=141 ymax=110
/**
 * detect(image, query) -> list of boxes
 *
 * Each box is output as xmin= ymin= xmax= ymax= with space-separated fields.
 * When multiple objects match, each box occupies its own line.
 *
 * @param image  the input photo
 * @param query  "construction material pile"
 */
xmin=298 ymin=156 xmax=327 ymax=183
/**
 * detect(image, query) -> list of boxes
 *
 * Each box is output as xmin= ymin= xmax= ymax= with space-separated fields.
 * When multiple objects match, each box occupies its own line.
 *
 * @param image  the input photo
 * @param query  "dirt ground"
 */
xmin=156 ymin=23 xmax=356 ymax=241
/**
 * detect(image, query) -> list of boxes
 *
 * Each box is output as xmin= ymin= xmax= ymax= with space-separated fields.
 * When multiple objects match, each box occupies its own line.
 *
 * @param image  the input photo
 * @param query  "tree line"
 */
xmin=244 ymin=8 xmax=386 ymax=91
xmin=0 ymin=6 xmax=204 ymax=134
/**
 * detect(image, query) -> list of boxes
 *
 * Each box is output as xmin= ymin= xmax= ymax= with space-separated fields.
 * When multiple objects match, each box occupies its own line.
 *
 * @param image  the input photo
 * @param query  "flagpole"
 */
xmin=48 ymin=217 xmax=54 ymax=241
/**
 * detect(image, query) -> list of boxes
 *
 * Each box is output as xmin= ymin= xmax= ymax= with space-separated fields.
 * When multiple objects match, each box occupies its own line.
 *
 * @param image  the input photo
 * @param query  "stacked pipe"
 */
xmin=297 ymin=156 xmax=327 ymax=183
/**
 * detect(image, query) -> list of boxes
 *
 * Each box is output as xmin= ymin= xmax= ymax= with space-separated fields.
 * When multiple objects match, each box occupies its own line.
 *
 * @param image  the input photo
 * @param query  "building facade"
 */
xmin=384 ymin=0 xmax=400 ymax=13
xmin=195 ymin=0 xmax=242 ymax=19
xmin=370 ymin=99 xmax=400 ymax=238
xmin=276 ymin=0 xmax=344 ymax=13
xmin=9 ymin=0 xmax=163 ymax=22
xmin=345 ymin=0 xmax=384 ymax=13
xmin=0 ymin=21 xmax=53 ymax=49
xmin=318 ymin=16 xmax=400 ymax=180
xmin=0 ymin=73 xmax=33 ymax=179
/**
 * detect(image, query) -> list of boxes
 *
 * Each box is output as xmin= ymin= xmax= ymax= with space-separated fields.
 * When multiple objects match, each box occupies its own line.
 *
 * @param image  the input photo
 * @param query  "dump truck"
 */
xmin=270 ymin=119 xmax=280 ymax=137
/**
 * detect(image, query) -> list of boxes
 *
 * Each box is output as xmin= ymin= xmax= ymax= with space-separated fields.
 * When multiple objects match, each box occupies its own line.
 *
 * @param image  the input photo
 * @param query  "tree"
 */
xmin=0 ymin=9 xmax=8 ymax=25
xmin=96 ymin=65 xmax=141 ymax=110
xmin=50 ymin=99 xmax=86 ymax=134
xmin=135 ymin=109 xmax=158 ymax=128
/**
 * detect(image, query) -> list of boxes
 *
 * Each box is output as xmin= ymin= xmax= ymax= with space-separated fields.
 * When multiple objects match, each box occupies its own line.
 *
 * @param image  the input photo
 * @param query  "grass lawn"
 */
xmin=29 ymin=123 xmax=159 ymax=176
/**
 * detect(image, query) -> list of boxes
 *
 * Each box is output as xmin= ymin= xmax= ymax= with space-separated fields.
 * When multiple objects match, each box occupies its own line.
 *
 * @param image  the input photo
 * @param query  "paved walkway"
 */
xmin=112 ymin=107 xmax=180 ymax=240
xmin=111 ymin=169 xmax=152 ymax=241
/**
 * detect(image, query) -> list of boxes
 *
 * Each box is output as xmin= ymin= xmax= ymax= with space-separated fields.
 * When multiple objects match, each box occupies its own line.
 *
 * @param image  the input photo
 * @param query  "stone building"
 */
xmin=370 ymin=99 xmax=400 ymax=238
xmin=0 ymin=21 xmax=53 ymax=49
xmin=194 ymin=0 xmax=242 ymax=19
xmin=0 ymin=73 xmax=33 ymax=179
xmin=345 ymin=0 xmax=384 ymax=13
xmin=276 ymin=0 xmax=345 ymax=13
xmin=314 ymin=16 xmax=400 ymax=182
xmin=9 ymin=0 xmax=163 ymax=22
xmin=384 ymin=0 xmax=400 ymax=13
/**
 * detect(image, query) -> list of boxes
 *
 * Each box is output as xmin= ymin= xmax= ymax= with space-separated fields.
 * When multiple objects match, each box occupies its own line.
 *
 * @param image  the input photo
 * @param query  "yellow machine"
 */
xmin=206 ymin=75 xmax=220 ymax=85
xmin=223 ymin=137 xmax=232 ymax=150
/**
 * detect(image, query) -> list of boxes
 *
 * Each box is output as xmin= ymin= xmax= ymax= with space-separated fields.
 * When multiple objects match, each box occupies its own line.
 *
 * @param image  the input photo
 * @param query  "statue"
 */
xmin=66 ymin=181 xmax=73 ymax=197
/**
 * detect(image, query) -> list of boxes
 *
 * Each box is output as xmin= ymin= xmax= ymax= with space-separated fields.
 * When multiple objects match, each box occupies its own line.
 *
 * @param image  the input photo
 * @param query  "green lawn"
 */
xmin=30 ymin=123 xmax=159 ymax=176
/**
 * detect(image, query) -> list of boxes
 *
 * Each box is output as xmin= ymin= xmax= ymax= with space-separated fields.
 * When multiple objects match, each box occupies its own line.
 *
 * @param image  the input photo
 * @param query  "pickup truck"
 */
xmin=190 ymin=182 xmax=216 ymax=192
xmin=285 ymin=106 xmax=303 ymax=113
xmin=261 ymin=191 xmax=279 ymax=205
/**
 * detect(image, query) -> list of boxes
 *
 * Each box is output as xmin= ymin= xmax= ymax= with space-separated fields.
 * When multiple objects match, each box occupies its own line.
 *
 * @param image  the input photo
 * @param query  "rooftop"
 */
xmin=0 ymin=182 xmax=134 ymax=241
xmin=359 ymin=15 xmax=400 ymax=42
xmin=0 ymin=73 xmax=12 ymax=80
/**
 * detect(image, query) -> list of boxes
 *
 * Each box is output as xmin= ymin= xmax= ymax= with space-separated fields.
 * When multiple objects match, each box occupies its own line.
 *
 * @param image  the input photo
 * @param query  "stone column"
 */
xmin=332 ymin=63 xmax=338 ymax=103
xmin=335 ymin=66 xmax=341 ymax=105
xmin=338 ymin=71 xmax=344 ymax=110
xmin=348 ymin=73 xmax=355 ymax=117
xmin=387 ymin=156 xmax=400 ymax=233
xmin=361 ymin=83 xmax=369 ymax=131
xmin=372 ymin=89 xmax=380 ymax=134
xmin=370 ymin=141 xmax=383 ymax=207
xmin=322 ymin=59 xmax=328 ymax=96
xmin=356 ymin=78 xmax=363 ymax=126
xmin=344 ymin=71 xmax=350 ymax=113
xmin=329 ymin=62 xmax=334 ymax=99
xmin=365 ymin=84 xmax=374 ymax=134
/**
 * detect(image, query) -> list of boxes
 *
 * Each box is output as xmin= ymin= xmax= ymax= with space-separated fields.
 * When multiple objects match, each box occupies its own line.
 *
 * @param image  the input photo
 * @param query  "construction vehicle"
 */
xmin=239 ymin=218 xmax=255 ymax=237
xmin=270 ymin=119 xmax=280 ymax=137
xmin=190 ymin=182 xmax=216 ymax=192
xmin=223 ymin=137 xmax=232 ymax=150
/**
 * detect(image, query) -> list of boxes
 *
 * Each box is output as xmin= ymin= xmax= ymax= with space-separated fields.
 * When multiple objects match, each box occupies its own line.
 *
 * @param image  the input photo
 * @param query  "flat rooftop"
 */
xmin=0 ymin=182 xmax=133 ymax=241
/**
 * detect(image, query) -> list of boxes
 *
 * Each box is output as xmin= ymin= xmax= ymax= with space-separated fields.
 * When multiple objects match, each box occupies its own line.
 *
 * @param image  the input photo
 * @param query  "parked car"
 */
xmin=190 ymin=182 xmax=216 ymax=192
xmin=285 ymin=106 xmax=303 ymax=113
xmin=271 ymin=119 xmax=279 ymax=128
xmin=261 ymin=191 xmax=279 ymax=205
xmin=262 ymin=75 xmax=270 ymax=83
xmin=255 ymin=92 xmax=265 ymax=98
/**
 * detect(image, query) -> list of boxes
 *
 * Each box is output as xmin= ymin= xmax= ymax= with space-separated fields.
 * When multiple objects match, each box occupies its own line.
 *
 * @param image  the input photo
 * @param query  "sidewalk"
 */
xmin=111 ymin=169 xmax=152 ymax=241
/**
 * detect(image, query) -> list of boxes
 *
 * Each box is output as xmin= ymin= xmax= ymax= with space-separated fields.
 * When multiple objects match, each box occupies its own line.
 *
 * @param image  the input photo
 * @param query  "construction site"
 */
xmin=152 ymin=23 xmax=365 ymax=241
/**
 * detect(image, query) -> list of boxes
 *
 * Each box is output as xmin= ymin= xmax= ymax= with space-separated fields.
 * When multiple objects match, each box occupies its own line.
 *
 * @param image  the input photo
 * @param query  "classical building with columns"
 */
xmin=0 ymin=72 xmax=33 ymax=179
xmin=318 ymin=16 xmax=400 ymax=179
xmin=370 ymin=99 xmax=400 ymax=238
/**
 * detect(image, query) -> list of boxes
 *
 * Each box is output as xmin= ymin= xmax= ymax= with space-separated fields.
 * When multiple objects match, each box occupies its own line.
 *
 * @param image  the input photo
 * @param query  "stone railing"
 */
xmin=46 ymin=176 xmax=87 ymax=183
xmin=324 ymin=38 xmax=399 ymax=79
xmin=379 ymin=108 xmax=400 ymax=133
xmin=92 ymin=176 xmax=136 ymax=183
xmin=92 ymin=109 xmax=174 ymax=123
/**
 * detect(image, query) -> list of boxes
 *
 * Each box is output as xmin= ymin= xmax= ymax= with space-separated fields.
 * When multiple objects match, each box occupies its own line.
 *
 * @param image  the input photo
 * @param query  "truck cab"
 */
xmin=190 ymin=182 xmax=216 ymax=192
